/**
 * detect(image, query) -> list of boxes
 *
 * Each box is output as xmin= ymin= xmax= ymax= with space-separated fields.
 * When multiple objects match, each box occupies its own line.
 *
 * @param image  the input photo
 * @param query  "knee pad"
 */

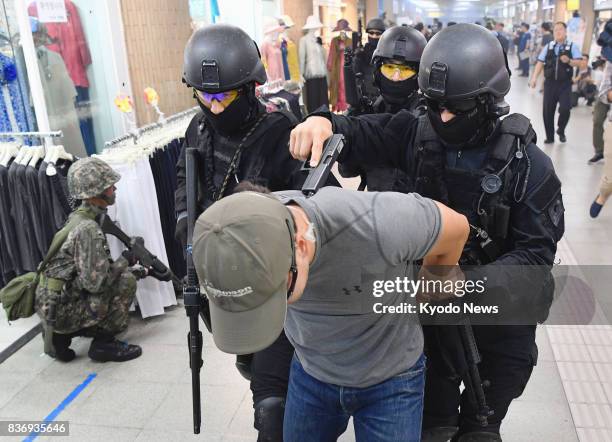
xmin=456 ymin=431 xmax=502 ymax=442
xmin=422 ymin=426 xmax=459 ymax=442
xmin=254 ymin=396 xmax=285 ymax=442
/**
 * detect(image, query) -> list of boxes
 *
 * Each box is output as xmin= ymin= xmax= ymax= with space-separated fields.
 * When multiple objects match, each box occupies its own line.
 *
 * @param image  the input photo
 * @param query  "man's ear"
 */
xmin=295 ymin=235 xmax=309 ymax=259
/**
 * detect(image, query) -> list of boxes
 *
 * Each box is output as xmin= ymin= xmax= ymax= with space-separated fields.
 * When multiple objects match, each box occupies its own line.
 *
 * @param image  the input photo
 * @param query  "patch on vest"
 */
xmin=547 ymin=196 xmax=564 ymax=227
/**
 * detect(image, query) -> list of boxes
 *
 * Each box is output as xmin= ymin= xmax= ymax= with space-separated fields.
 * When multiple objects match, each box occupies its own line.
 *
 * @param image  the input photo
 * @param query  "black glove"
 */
xmin=175 ymin=217 xmax=188 ymax=250
xmin=122 ymin=249 xmax=138 ymax=266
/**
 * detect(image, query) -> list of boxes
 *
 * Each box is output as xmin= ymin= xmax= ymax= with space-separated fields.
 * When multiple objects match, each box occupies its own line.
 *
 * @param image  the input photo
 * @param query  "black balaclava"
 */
xmin=427 ymin=100 xmax=496 ymax=148
xmin=197 ymin=84 xmax=263 ymax=136
xmin=375 ymin=68 xmax=419 ymax=106
xmin=367 ymin=37 xmax=380 ymax=48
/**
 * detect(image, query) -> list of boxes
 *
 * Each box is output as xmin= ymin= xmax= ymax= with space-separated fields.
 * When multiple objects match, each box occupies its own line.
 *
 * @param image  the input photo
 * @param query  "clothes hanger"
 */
xmin=17 ymin=146 xmax=33 ymax=165
xmin=13 ymin=144 xmax=27 ymax=164
xmin=27 ymin=144 xmax=44 ymax=167
xmin=0 ymin=142 xmax=20 ymax=167
xmin=48 ymin=144 xmax=74 ymax=164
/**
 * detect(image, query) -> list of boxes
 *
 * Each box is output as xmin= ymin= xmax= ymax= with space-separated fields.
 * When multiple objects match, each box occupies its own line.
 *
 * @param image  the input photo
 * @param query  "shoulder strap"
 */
xmin=38 ymin=207 xmax=97 ymax=273
xmin=415 ymin=114 xmax=438 ymax=143
xmin=499 ymin=113 xmax=536 ymax=144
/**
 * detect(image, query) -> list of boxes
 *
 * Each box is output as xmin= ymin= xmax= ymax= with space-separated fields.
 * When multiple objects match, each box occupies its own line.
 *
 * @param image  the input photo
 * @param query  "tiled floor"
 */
xmin=0 ymin=66 xmax=611 ymax=441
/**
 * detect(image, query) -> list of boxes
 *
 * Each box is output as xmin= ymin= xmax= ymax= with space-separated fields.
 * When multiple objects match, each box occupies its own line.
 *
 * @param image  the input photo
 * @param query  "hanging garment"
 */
xmin=0 ymin=161 xmax=22 ymax=285
xmin=25 ymin=160 xmax=48 ymax=256
xmin=0 ymin=53 xmax=32 ymax=133
xmin=13 ymin=47 xmax=37 ymax=133
xmin=285 ymin=39 xmax=300 ymax=82
xmin=37 ymin=159 xmax=74 ymax=248
xmin=149 ymin=140 xmax=186 ymax=279
xmin=36 ymin=47 xmax=87 ymax=157
xmin=104 ymin=158 xmax=177 ymax=318
xmin=327 ymin=35 xmax=351 ymax=112
xmin=281 ymin=39 xmax=290 ymax=80
xmin=75 ymin=86 xmax=96 ymax=155
xmin=28 ymin=0 xmax=92 ymax=87
xmin=7 ymin=161 xmax=42 ymax=272
xmin=261 ymin=39 xmax=284 ymax=82
xmin=299 ymin=33 xmax=327 ymax=80
xmin=304 ymin=76 xmax=329 ymax=114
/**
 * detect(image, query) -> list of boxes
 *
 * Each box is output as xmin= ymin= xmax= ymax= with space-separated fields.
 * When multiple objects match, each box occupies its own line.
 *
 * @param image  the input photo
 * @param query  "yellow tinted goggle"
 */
xmin=380 ymin=64 xmax=417 ymax=81
xmin=194 ymin=88 xmax=240 ymax=108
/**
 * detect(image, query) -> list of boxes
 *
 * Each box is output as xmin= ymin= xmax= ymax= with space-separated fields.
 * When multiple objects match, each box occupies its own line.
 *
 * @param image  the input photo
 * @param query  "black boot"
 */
xmin=456 ymin=431 xmax=502 ymax=442
xmin=51 ymin=333 xmax=76 ymax=362
xmin=88 ymin=337 xmax=142 ymax=362
xmin=422 ymin=426 xmax=459 ymax=442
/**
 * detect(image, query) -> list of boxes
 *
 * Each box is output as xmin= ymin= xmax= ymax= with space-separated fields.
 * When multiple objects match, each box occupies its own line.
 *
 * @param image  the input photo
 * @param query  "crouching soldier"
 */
xmin=36 ymin=157 xmax=142 ymax=363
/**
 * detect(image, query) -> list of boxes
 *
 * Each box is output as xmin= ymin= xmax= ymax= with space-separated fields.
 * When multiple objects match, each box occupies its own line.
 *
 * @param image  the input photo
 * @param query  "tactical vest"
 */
xmin=197 ymin=118 xmax=267 ymax=211
xmin=412 ymin=114 xmax=537 ymax=265
xmin=544 ymin=41 xmax=574 ymax=83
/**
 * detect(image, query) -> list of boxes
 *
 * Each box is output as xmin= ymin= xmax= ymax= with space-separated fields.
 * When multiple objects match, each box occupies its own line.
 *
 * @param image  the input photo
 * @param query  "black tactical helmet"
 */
xmin=183 ymin=24 xmax=267 ymax=92
xmin=366 ymin=18 xmax=386 ymax=33
xmin=371 ymin=26 xmax=427 ymax=65
xmin=419 ymin=23 xmax=510 ymax=101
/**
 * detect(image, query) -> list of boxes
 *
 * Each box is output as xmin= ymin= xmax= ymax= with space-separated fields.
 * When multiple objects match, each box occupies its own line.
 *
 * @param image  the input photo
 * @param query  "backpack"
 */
xmin=0 ymin=208 xmax=95 ymax=321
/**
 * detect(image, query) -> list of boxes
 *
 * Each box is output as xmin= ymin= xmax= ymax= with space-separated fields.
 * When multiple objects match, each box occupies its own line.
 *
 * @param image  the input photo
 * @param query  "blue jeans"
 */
xmin=283 ymin=354 xmax=426 ymax=442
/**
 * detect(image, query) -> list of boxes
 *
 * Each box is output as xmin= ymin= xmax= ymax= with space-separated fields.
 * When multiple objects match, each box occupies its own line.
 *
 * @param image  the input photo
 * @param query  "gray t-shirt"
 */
xmin=276 ymin=187 xmax=442 ymax=388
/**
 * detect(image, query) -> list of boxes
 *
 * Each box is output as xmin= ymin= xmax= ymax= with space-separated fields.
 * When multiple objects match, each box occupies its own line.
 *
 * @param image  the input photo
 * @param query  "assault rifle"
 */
xmin=96 ymin=214 xmax=173 ymax=282
xmin=458 ymin=320 xmax=493 ymax=427
xmin=344 ymin=18 xmax=373 ymax=114
xmin=184 ymin=147 xmax=204 ymax=434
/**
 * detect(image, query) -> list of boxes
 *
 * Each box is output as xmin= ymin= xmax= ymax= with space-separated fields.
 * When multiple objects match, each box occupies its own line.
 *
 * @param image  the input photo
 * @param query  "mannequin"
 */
xmin=328 ymin=19 xmax=352 ymax=112
xmin=299 ymin=15 xmax=329 ymax=113
xmin=260 ymin=17 xmax=285 ymax=83
xmin=278 ymin=15 xmax=301 ymax=82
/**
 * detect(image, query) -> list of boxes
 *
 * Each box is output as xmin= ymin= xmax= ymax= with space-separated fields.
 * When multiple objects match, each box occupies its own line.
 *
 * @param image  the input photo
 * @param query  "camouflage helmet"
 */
xmin=67 ymin=157 xmax=121 ymax=199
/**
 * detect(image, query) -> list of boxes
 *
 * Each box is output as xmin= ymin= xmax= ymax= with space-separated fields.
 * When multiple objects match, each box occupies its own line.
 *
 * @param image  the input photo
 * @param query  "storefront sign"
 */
xmin=35 ymin=0 xmax=67 ymax=23
xmin=567 ymin=0 xmax=580 ymax=11
xmin=595 ymin=0 xmax=612 ymax=10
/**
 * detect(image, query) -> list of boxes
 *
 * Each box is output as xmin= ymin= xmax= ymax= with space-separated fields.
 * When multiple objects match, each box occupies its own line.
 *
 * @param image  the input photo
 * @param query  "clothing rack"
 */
xmin=0 ymin=130 xmax=63 ymax=139
xmin=0 ymin=131 xmax=63 ymax=151
xmin=104 ymin=107 xmax=198 ymax=148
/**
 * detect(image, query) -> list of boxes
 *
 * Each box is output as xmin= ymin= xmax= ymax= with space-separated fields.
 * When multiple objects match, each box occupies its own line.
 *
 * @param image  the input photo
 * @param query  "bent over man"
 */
xmin=192 ymin=187 xmax=469 ymax=441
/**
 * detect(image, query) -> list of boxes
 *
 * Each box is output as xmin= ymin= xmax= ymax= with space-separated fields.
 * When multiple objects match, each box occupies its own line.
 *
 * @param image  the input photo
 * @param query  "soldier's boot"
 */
xmin=455 ymin=432 xmax=502 ymax=442
xmin=421 ymin=426 xmax=460 ymax=442
xmin=88 ymin=337 xmax=142 ymax=362
xmin=51 ymin=333 xmax=76 ymax=362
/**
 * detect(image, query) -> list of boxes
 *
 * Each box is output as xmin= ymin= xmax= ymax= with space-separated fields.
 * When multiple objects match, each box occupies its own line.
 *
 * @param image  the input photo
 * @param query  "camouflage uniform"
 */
xmin=35 ymin=202 xmax=136 ymax=335
xmin=35 ymin=157 xmax=137 ymax=337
